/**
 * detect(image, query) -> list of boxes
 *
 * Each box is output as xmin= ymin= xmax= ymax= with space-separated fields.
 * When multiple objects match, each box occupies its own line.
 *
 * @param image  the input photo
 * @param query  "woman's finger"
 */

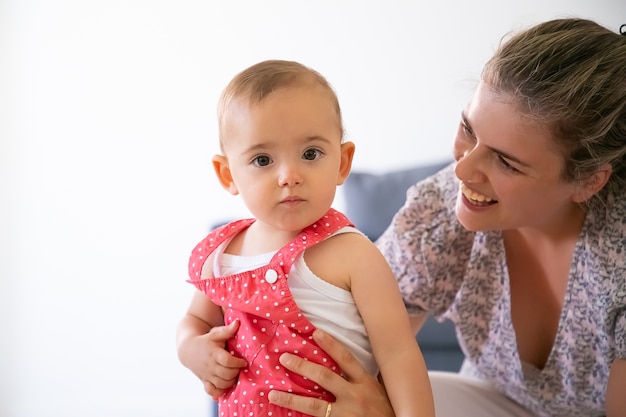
xmin=267 ymin=390 xmax=330 ymax=417
xmin=269 ymin=329 xmax=393 ymax=417
xmin=311 ymin=329 xmax=368 ymax=382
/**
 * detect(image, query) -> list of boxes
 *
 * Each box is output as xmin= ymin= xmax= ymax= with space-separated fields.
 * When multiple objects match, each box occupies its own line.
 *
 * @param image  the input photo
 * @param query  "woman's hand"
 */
xmin=268 ymin=329 xmax=395 ymax=417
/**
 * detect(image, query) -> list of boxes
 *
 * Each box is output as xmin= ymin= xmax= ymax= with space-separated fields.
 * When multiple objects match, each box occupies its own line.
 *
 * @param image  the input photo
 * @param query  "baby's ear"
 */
xmin=572 ymin=164 xmax=612 ymax=203
xmin=212 ymin=154 xmax=239 ymax=195
xmin=337 ymin=141 xmax=356 ymax=185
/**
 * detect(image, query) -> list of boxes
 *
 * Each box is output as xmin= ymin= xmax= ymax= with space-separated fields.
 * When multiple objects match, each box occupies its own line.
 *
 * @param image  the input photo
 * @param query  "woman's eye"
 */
xmin=461 ymin=122 xmax=474 ymax=139
xmin=302 ymin=148 xmax=321 ymax=161
xmin=498 ymin=155 xmax=520 ymax=173
xmin=253 ymin=155 xmax=272 ymax=167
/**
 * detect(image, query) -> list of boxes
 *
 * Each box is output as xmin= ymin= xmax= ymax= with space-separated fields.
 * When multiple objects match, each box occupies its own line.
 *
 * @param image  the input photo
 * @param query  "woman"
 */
xmin=267 ymin=18 xmax=626 ymax=417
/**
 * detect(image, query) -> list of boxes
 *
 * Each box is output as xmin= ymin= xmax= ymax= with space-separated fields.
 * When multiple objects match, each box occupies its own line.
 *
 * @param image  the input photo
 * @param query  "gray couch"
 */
xmin=342 ymin=160 xmax=464 ymax=372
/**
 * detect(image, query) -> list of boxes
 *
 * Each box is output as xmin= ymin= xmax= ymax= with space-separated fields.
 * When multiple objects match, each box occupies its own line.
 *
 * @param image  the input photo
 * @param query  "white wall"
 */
xmin=1 ymin=1 xmax=623 ymax=416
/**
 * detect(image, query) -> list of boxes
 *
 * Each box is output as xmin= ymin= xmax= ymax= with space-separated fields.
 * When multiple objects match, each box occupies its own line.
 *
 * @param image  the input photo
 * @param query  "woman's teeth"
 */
xmin=460 ymin=183 xmax=495 ymax=205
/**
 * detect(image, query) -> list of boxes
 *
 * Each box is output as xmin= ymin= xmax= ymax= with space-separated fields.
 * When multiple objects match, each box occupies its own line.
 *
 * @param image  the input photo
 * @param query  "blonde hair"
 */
xmin=217 ymin=60 xmax=343 ymax=147
xmin=482 ymin=18 xmax=626 ymax=201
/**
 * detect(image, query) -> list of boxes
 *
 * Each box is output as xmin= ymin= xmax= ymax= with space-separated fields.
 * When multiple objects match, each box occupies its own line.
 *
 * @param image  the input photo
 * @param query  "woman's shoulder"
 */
xmin=605 ymin=187 xmax=626 ymax=231
xmin=605 ymin=190 xmax=626 ymax=275
xmin=584 ymin=188 xmax=626 ymax=287
xmin=376 ymin=164 xmax=474 ymax=307
xmin=588 ymin=189 xmax=626 ymax=248
xmin=398 ymin=163 xmax=463 ymax=231
xmin=377 ymin=162 xmax=472 ymax=244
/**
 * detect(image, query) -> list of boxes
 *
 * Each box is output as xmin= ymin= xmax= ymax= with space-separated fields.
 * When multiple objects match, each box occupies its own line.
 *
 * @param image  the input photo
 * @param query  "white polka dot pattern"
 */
xmin=187 ymin=209 xmax=353 ymax=416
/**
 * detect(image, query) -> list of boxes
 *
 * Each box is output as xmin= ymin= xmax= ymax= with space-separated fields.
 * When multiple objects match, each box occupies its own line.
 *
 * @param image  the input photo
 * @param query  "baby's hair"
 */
xmin=217 ymin=60 xmax=343 ymax=147
xmin=483 ymin=18 xmax=626 ymax=202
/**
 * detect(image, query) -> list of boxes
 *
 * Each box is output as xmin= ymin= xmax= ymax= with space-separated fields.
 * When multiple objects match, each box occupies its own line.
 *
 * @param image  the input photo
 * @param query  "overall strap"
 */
xmin=188 ymin=218 xmax=255 ymax=281
xmin=268 ymin=208 xmax=354 ymax=277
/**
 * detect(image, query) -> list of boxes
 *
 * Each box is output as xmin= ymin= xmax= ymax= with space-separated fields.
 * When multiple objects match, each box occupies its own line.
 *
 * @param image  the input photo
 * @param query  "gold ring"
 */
xmin=324 ymin=402 xmax=332 ymax=417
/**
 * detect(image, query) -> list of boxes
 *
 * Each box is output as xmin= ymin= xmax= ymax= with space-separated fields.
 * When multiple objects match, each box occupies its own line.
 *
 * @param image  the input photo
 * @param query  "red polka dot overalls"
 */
xmin=188 ymin=209 xmax=354 ymax=417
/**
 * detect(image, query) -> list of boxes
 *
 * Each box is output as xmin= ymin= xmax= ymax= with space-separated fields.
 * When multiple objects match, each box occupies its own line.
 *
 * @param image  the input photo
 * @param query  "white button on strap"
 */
xmin=265 ymin=269 xmax=278 ymax=284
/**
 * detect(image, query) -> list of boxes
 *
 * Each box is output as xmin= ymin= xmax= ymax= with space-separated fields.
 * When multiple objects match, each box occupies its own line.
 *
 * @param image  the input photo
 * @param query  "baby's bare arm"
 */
xmin=348 ymin=235 xmax=435 ymax=417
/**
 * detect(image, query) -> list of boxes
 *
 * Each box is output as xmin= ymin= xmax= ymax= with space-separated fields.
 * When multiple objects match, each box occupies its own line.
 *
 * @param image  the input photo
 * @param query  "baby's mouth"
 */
xmin=460 ymin=183 xmax=497 ymax=206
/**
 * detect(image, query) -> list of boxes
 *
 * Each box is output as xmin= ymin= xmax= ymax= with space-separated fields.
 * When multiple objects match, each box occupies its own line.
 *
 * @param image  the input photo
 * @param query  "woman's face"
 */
xmin=452 ymin=81 xmax=583 ymax=233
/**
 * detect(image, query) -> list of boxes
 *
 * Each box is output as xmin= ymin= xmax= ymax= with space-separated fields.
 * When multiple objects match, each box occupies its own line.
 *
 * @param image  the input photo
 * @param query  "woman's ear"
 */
xmin=337 ymin=141 xmax=356 ymax=185
xmin=212 ymin=154 xmax=239 ymax=195
xmin=572 ymin=164 xmax=612 ymax=203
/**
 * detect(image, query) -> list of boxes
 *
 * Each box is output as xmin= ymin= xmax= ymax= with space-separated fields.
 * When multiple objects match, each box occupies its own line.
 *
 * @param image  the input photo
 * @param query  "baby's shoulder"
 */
xmin=305 ymin=229 xmax=381 ymax=270
xmin=308 ymin=228 xmax=375 ymax=257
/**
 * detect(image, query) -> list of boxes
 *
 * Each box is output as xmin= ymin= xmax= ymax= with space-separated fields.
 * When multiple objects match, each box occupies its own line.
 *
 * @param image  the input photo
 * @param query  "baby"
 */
xmin=176 ymin=59 xmax=434 ymax=417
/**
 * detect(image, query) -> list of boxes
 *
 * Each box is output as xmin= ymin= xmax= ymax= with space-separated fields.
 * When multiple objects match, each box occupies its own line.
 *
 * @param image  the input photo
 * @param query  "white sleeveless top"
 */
xmin=214 ymin=226 xmax=378 ymax=376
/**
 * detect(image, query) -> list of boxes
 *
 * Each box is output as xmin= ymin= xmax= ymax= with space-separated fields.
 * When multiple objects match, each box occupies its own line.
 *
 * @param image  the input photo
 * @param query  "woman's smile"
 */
xmin=459 ymin=183 xmax=497 ymax=206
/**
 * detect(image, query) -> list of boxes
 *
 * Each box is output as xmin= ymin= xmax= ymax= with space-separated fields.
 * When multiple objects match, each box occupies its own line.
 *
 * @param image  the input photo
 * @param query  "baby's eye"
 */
xmin=302 ymin=148 xmax=322 ymax=161
xmin=253 ymin=155 xmax=272 ymax=167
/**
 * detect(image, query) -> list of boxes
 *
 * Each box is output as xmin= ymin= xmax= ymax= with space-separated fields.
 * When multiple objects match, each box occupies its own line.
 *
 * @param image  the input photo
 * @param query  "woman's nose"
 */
xmin=454 ymin=147 xmax=486 ymax=184
xmin=452 ymin=136 xmax=471 ymax=162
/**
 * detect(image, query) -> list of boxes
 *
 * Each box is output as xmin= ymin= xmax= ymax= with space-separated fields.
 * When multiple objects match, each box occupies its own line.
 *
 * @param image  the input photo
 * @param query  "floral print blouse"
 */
xmin=376 ymin=163 xmax=626 ymax=417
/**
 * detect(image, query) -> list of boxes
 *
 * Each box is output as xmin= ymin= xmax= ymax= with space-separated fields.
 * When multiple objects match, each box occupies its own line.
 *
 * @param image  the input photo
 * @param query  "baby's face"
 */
xmin=219 ymin=84 xmax=350 ymax=233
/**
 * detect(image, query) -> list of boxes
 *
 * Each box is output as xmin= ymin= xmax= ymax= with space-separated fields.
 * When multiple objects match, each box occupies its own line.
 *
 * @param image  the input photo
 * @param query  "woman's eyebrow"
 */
xmin=489 ymin=146 xmax=531 ymax=167
xmin=460 ymin=111 xmax=530 ymax=168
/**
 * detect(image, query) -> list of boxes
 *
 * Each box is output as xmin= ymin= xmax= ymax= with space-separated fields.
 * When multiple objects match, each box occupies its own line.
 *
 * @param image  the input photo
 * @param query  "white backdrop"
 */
xmin=1 ymin=1 xmax=623 ymax=416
